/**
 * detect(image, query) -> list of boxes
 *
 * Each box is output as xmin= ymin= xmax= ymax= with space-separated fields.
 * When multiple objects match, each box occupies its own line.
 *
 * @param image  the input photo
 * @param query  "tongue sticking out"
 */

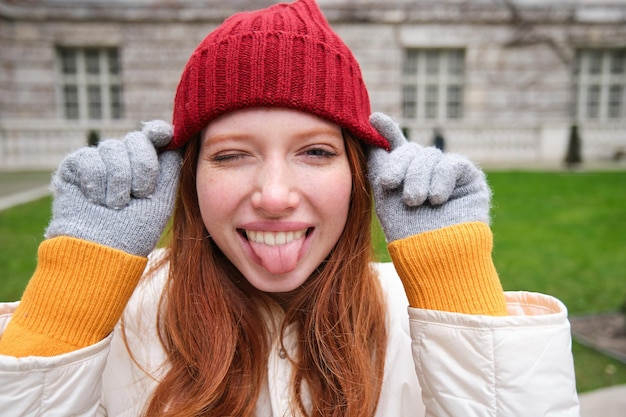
xmin=248 ymin=235 xmax=306 ymax=275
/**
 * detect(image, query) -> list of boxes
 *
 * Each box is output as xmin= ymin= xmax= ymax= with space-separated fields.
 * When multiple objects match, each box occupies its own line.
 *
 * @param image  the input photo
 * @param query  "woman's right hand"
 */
xmin=45 ymin=120 xmax=182 ymax=257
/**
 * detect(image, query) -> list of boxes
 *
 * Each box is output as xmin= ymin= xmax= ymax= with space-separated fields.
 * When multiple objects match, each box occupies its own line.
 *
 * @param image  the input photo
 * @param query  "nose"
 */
xmin=251 ymin=159 xmax=300 ymax=216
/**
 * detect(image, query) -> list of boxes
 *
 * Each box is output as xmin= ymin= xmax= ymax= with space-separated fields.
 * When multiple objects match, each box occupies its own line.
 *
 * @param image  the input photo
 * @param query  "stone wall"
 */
xmin=1 ymin=0 xmax=625 ymax=169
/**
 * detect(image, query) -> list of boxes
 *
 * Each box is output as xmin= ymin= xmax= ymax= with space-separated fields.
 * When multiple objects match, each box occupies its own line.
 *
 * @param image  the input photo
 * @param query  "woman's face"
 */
xmin=196 ymin=108 xmax=352 ymax=294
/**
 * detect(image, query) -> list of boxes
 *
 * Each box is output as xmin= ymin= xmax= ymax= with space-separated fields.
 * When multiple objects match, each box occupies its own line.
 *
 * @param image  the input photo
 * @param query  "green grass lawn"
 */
xmin=1 ymin=170 xmax=625 ymax=393
xmin=489 ymin=171 xmax=625 ymax=314
xmin=0 ymin=196 xmax=51 ymax=302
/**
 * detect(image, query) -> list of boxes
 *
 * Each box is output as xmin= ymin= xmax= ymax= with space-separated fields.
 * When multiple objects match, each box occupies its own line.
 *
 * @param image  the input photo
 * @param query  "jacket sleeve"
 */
xmin=408 ymin=291 xmax=580 ymax=417
xmin=0 ymin=302 xmax=110 ymax=417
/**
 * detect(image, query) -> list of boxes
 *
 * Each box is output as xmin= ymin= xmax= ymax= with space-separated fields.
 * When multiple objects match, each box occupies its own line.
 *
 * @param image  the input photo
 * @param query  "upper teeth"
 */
xmin=247 ymin=230 xmax=306 ymax=246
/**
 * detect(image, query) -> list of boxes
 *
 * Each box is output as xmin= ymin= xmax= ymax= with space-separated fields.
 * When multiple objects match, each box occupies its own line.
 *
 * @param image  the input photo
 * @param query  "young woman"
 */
xmin=0 ymin=1 xmax=579 ymax=416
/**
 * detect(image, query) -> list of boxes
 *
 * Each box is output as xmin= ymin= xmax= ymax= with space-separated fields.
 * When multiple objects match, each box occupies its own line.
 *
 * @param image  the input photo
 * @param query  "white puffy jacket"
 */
xmin=0 ymin=260 xmax=580 ymax=417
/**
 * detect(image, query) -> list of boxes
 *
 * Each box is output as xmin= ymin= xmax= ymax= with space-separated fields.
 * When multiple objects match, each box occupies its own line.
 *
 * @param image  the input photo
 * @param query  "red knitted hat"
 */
xmin=170 ymin=0 xmax=389 ymax=150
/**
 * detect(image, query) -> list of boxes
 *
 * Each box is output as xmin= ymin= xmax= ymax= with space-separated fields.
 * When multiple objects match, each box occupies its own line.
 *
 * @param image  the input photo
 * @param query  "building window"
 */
xmin=57 ymin=47 xmax=124 ymax=121
xmin=575 ymin=49 xmax=626 ymax=121
xmin=402 ymin=49 xmax=465 ymax=121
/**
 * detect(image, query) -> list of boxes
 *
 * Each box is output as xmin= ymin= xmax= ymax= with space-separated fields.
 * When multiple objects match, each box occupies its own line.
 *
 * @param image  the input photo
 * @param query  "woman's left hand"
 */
xmin=367 ymin=112 xmax=491 ymax=243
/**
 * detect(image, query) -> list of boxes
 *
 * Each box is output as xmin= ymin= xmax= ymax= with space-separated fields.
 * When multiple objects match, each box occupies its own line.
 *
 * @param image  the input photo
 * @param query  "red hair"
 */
xmin=143 ymin=132 xmax=387 ymax=416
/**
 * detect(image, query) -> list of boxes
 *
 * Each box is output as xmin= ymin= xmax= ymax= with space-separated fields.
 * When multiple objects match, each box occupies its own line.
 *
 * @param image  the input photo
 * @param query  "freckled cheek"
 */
xmin=311 ymin=171 xmax=352 ymax=223
xmin=196 ymin=173 xmax=243 ymax=222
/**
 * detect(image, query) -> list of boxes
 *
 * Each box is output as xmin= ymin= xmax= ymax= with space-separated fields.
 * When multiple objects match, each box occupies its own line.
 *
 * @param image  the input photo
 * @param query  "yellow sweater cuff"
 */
xmin=388 ymin=222 xmax=508 ymax=316
xmin=0 ymin=236 xmax=147 ymax=357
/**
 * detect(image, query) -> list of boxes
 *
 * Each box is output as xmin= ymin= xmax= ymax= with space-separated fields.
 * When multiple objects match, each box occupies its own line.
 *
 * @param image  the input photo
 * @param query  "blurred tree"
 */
xmin=564 ymin=124 xmax=582 ymax=168
xmin=87 ymin=130 xmax=100 ymax=147
xmin=433 ymin=128 xmax=445 ymax=152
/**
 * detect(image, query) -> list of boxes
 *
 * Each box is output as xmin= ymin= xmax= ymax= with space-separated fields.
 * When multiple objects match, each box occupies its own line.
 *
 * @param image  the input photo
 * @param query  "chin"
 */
xmin=243 ymin=267 xmax=313 ymax=295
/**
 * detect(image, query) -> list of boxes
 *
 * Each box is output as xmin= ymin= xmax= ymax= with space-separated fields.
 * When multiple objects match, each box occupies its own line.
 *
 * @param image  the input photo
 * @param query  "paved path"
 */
xmin=579 ymin=384 xmax=626 ymax=416
xmin=0 ymin=185 xmax=50 ymax=211
xmin=0 ymin=171 xmax=51 ymax=211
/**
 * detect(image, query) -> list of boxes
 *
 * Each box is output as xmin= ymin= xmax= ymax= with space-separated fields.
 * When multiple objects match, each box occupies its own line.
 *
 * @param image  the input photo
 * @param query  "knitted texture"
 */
xmin=0 ymin=237 xmax=147 ymax=357
xmin=388 ymin=223 xmax=508 ymax=316
xmin=170 ymin=0 xmax=389 ymax=150
xmin=45 ymin=121 xmax=181 ymax=257
xmin=368 ymin=113 xmax=491 ymax=241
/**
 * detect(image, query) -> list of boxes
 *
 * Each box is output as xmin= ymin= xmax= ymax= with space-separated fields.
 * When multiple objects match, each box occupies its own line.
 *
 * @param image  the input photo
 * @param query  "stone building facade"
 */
xmin=1 ymin=0 xmax=625 ymax=169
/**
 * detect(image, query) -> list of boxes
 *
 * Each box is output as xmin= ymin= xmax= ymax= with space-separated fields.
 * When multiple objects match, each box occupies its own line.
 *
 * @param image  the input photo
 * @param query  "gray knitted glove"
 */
xmin=368 ymin=112 xmax=491 ymax=243
xmin=45 ymin=120 xmax=182 ymax=257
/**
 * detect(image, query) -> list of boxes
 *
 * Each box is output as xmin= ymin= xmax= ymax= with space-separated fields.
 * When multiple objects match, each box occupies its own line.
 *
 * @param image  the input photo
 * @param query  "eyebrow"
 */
xmin=203 ymin=126 xmax=343 ymax=145
xmin=202 ymin=132 xmax=250 ymax=146
xmin=292 ymin=126 xmax=343 ymax=141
